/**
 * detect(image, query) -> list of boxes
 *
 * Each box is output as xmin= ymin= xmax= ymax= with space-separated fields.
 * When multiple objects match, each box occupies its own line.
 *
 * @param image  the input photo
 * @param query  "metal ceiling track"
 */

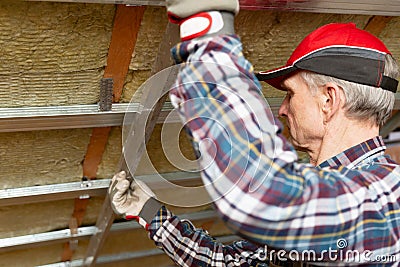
xmin=0 ymin=209 xmax=217 ymax=253
xmin=0 ymin=171 xmax=201 ymax=207
xmin=82 ymin=22 xmax=181 ymax=267
xmin=1 ymin=95 xmax=399 ymax=132
xmin=27 ymin=0 xmax=400 ymax=16
xmin=2 ymin=207 xmax=239 ymax=266
xmin=0 ymin=102 xmax=176 ymax=132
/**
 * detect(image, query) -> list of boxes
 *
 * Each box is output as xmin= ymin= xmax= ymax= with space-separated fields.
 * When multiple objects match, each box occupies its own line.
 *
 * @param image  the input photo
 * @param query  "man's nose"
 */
xmin=278 ymin=95 xmax=289 ymax=118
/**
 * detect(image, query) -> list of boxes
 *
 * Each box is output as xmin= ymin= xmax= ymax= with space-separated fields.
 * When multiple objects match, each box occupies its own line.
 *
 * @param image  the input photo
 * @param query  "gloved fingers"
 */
xmin=128 ymin=181 xmax=145 ymax=201
xmin=129 ymin=181 xmax=141 ymax=199
xmin=130 ymin=180 xmax=148 ymax=193
xmin=128 ymin=189 xmax=140 ymax=203
xmin=114 ymin=170 xmax=127 ymax=181
xmin=129 ymin=180 xmax=139 ymax=190
xmin=110 ymin=179 xmax=130 ymax=203
xmin=109 ymin=171 xmax=126 ymax=192
xmin=116 ymin=179 xmax=130 ymax=191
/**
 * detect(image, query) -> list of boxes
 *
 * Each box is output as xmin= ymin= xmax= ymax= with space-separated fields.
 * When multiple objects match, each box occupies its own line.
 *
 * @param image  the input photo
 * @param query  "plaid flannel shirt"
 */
xmin=148 ymin=35 xmax=400 ymax=266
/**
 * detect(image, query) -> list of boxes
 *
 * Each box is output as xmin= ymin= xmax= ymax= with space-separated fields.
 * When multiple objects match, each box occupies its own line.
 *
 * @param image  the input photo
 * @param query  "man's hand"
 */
xmin=166 ymin=0 xmax=239 ymax=22
xmin=109 ymin=171 xmax=161 ymax=230
xmin=166 ymin=0 xmax=239 ymax=41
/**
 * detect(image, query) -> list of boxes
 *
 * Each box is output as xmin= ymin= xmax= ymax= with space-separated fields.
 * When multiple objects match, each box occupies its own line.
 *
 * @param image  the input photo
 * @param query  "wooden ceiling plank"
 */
xmin=25 ymin=0 xmax=400 ymax=16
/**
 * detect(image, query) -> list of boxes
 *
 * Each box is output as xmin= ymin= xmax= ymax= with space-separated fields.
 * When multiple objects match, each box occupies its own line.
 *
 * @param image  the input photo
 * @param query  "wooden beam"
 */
xmin=363 ymin=15 xmax=392 ymax=36
xmin=61 ymin=5 xmax=146 ymax=262
xmin=104 ymin=5 xmax=146 ymax=103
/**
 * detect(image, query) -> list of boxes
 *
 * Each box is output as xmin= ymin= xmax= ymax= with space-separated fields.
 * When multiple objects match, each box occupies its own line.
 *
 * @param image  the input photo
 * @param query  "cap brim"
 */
xmin=256 ymin=65 xmax=297 ymax=91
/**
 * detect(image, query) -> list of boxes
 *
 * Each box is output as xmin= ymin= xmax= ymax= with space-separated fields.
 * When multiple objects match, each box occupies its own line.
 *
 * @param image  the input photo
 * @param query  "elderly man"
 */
xmin=109 ymin=0 xmax=400 ymax=266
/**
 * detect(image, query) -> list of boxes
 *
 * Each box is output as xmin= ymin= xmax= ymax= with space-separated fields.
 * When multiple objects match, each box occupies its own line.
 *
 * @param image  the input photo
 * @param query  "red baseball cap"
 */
xmin=256 ymin=23 xmax=398 ymax=93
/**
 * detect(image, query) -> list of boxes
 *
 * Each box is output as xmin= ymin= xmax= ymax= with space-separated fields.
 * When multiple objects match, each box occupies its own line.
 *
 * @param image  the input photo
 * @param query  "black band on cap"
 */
xmin=381 ymin=76 xmax=398 ymax=93
xmin=295 ymin=55 xmax=399 ymax=93
xmin=257 ymin=47 xmax=399 ymax=93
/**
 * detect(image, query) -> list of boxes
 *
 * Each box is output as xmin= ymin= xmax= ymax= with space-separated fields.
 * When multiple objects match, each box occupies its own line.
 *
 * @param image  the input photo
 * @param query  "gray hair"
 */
xmin=300 ymin=54 xmax=399 ymax=126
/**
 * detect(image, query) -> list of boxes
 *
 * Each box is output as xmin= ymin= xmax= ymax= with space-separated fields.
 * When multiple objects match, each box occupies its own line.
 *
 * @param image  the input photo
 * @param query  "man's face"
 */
xmin=278 ymin=73 xmax=325 ymax=151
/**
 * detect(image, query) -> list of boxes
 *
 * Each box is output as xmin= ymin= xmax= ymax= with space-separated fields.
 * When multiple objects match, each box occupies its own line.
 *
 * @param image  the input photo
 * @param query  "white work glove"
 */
xmin=109 ymin=171 xmax=162 ymax=230
xmin=166 ymin=0 xmax=239 ymax=22
xmin=166 ymin=0 xmax=239 ymax=41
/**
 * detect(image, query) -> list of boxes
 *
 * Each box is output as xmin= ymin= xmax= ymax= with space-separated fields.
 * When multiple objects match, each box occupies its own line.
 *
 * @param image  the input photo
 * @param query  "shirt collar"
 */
xmin=318 ymin=136 xmax=386 ymax=169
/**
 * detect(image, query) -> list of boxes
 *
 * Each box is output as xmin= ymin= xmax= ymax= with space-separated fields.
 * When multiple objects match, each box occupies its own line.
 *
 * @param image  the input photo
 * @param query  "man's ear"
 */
xmin=321 ymin=82 xmax=342 ymax=123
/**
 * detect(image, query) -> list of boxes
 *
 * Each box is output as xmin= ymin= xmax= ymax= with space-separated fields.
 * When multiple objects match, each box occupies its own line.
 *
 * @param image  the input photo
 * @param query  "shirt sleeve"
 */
xmin=167 ymin=34 xmax=400 ymax=259
xmin=148 ymin=206 xmax=268 ymax=267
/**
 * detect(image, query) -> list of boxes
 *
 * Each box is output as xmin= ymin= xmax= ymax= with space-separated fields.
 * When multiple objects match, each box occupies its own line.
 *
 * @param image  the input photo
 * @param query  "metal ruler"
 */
xmin=83 ymin=22 xmax=180 ymax=266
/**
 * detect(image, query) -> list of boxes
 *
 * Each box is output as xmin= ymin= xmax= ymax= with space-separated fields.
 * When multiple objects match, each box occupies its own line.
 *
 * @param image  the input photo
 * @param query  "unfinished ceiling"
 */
xmin=0 ymin=1 xmax=399 ymax=266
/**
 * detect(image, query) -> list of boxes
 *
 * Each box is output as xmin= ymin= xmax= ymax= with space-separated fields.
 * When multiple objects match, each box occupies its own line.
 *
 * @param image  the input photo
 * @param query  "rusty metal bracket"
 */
xmin=99 ymin=78 xmax=114 ymax=111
